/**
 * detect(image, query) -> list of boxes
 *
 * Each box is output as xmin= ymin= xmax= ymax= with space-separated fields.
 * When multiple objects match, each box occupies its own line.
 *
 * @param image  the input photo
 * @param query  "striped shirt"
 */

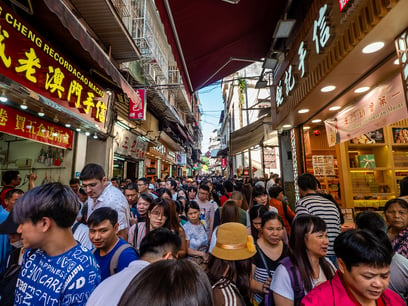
xmin=295 ymin=193 xmax=341 ymax=256
xmin=253 ymin=244 xmax=288 ymax=303
xmin=212 ymin=278 xmax=244 ymax=306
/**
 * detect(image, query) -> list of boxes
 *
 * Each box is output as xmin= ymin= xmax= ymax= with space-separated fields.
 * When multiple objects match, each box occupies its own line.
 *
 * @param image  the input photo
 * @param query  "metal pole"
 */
xmin=244 ymin=71 xmax=253 ymax=178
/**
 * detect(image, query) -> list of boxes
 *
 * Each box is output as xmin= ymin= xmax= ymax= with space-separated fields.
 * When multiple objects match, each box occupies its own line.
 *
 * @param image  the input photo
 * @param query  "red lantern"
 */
xmin=313 ymin=130 xmax=321 ymax=136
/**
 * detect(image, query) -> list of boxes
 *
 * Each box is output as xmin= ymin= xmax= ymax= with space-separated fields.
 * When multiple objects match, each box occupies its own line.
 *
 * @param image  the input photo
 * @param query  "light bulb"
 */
xmin=38 ymin=108 xmax=45 ymax=117
xmin=20 ymin=100 xmax=28 ymax=110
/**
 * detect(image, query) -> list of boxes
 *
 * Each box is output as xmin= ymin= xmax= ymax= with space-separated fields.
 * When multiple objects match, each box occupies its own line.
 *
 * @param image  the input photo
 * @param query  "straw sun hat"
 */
xmin=211 ymin=222 xmax=256 ymax=261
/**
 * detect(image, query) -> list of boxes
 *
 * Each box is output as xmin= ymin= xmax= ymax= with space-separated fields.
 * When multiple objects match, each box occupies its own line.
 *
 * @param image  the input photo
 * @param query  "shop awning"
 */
xmin=217 ymin=147 xmax=229 ymax=157
xmin=42 ymin=0 xmax=142 ymax=105
xmin=230 ymin=115 xmax=270 ymax=155
xmin=154 ymin=0 xmax=288 ymax=92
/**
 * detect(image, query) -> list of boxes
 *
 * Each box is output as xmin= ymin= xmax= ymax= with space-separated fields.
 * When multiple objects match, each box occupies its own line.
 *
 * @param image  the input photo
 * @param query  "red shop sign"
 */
xmin=129 ymin=89 xmax=146 ymax=120
xmin=0 ymin=3 xmax=109 ymax=131
xmin=0 ymin=103 xmax=73 ymax=149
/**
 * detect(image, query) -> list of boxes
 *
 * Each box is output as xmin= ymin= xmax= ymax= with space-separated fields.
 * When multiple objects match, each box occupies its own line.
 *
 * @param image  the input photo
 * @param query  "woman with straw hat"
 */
xmin=207 ymin=222 xmax=256 ymax=306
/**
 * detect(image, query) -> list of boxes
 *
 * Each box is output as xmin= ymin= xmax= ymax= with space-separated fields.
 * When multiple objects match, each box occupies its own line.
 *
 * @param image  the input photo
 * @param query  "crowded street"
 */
xmin=0 ymin=0 xmax=407 ymax=305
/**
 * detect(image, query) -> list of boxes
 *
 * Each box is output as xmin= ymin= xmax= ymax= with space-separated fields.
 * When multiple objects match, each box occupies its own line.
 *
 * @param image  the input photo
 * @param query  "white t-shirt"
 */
xmin=86 ymin=260 xmax=149 ymax=306
xmin=72 ymin=222 xmax=93 ymax=250
xmin=87 ymin=182 xmax=130 ymax=231
xmin=270 ymin=258 xmax=335 ymax=300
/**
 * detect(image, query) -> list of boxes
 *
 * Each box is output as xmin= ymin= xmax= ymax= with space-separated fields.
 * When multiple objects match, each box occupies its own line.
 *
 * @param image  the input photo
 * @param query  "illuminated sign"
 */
xmin=0 ymin=103 xmax=73 ymax=149
xmin=276 ymin=4 xmax=333 ymax=108
xmin=0 ymin=3 xmax=109 ymax=130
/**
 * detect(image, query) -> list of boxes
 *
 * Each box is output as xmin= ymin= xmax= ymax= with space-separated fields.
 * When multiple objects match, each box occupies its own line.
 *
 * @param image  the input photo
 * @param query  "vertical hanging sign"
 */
xmin=395 ymin=29 xmax=408 ymax=111
xmin=129 ymin=89 xmax=146 ymax=120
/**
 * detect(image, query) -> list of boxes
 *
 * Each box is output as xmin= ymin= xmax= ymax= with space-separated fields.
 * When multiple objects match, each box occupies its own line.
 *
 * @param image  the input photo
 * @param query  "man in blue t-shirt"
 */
xmin=12 ymin=183 xmax=101 ymax=305
xmin=88 ymin=207 xmax=139 ymax=280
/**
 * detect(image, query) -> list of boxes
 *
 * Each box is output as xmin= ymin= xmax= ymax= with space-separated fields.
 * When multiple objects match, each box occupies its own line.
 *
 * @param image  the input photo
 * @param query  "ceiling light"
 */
xmin=273 ymin=19 xmax=296 ymax=38
xmin=354 ymin=86 xmax=370 ymax=93
xmin=85 ymin=131 xmax=91 ymax=136
xmin=20 ymin=100 xmax=28 ymax=110
xmin=38 ymin=108 xmax=45 ymax=117
xmin=115 ymin=121 xmax=130 ymax=130
xmin=0 ymin=90 xmax=7 ymax=103
xmin=298 ymin=109 xmax=310 ymax=114
xmin=303 ymin=126 xmax=310 ymax=130
xmin=65 ymin=123 xmax=71 ymax=128
xmin=394 ymin=59 xmax=399 ymax=65
xmin=362 ymin=41 xmax=384 ymax=54
xmin=329 ymin=106 xmax=341 ymax=111
xmin=282 ymin=124 xmax=292 ymax=128
xmin=321 ymin=85 xmax=336 ymax=92
xmin=75 ymin=128 xmax=81 ymax=132
xmin=93 ymin=133 xmax=98 ymax=139
xmin=312 ymin=119 xmax=322 ymax=123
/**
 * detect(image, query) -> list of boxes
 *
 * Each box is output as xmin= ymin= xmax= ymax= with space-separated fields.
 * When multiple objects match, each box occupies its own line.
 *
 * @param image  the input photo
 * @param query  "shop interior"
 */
xmin=0 ymin=132 xmax=73 ymax=189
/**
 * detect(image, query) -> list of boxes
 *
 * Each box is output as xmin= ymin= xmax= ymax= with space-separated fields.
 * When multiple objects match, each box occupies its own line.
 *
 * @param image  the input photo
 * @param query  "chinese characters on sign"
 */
xmin=324 ymin=75 xmax=408 ymax=146
xmin=0 ymin=4 xmax=109 ymax=130
xmin=312 ymin=4 xmax=331 ymax=55
xmin=129 ymin=89 xmax=146 ymax=120
xmin=312 ymin=155 xmax=335 ymax=177
xmin=0 ymin=103 xmax=73 ymax=149
xmin=113 ymin=125 xmax=148 ymax=159
xmin=276 ymin=4 xmax=333 ymax=108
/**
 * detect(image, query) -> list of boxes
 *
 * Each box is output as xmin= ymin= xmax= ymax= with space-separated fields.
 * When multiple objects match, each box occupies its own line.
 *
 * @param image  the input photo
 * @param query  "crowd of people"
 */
xmin=0 ymin=166 xmax=406 ymax=305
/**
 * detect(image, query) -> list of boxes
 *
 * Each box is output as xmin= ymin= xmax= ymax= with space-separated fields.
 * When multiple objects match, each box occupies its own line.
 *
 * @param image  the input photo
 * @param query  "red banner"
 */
xmin=0 ymin=3 xmax=109 ymax=131
xmin=129 ymin=89 xmax=146 ymax=120
xmin=0 ymin=103 xmax=73 ymax=149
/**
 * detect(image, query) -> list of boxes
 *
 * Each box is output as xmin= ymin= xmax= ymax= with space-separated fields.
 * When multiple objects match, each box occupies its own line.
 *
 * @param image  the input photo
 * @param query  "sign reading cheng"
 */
xmin=0 ymin=3 xmax=109 ymax=131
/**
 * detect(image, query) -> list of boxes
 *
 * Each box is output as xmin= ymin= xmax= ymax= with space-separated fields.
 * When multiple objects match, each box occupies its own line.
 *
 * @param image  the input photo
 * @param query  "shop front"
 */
xmin=113 ymin=124 xmax=148 ymax=181
xmin=0 ymin=2 xmax=113 ymax=185
xmin=271 ymin=0 xmax=408 ymax=217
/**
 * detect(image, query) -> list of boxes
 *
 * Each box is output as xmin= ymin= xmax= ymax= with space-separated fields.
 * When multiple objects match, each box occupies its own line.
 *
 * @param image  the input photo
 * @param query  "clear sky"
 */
xmin=198 ymin=82 xmax=223 ymax=153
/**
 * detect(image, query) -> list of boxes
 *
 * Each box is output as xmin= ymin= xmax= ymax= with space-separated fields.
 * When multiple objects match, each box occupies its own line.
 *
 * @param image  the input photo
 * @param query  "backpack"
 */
xmin=92 ymin=244 xmax=134 ymax=275
xmin=267 ymin=257 xmax=304 ymax=306
xmin=72 ymin=222 xmax=81 ymax=234
xmin=0 ymin=248 xmax=35 ymax=306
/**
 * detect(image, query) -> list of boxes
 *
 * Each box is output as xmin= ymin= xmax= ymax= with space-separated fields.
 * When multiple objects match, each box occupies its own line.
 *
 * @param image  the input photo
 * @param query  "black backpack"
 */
xmin=0 ymin=248 xmax=35 ymax=306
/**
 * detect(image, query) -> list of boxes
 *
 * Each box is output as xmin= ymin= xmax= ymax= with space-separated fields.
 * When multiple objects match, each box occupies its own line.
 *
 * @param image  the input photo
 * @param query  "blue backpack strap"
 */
xmin=279 ymin=257 xmax=304 ymax=306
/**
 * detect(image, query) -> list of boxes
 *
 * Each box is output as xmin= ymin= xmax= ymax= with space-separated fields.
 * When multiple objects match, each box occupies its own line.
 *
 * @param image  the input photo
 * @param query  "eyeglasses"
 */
xmin=150 ymin=210 xmax=167 ymax=219
xmin=81 ymin=182 xmax=99 ymax=189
